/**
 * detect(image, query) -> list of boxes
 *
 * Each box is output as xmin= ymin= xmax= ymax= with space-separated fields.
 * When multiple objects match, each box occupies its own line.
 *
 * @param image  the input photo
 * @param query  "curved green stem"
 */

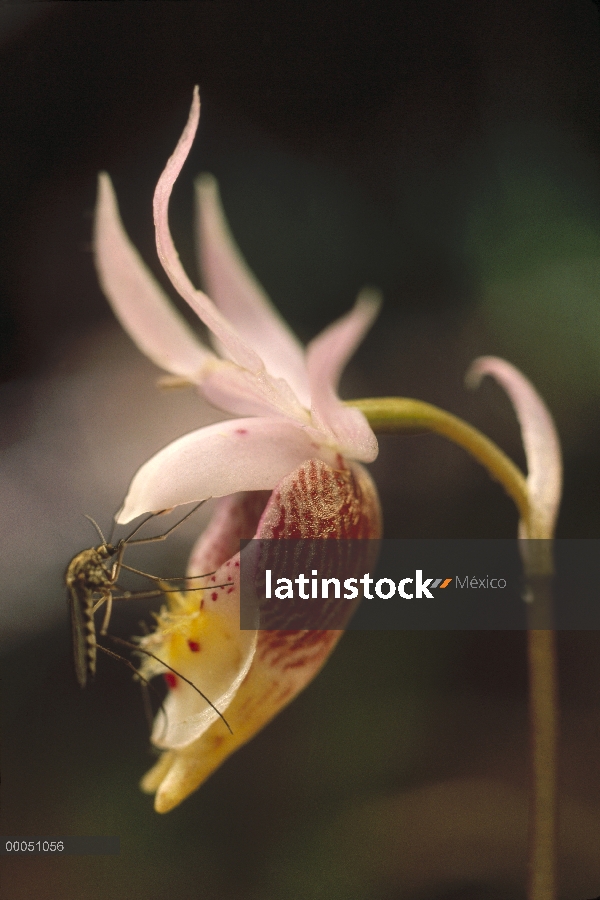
xmin=349 ymin=395 xmax=558 ymax=900
xmin=349 ymin=396 xmax=530 ymax=529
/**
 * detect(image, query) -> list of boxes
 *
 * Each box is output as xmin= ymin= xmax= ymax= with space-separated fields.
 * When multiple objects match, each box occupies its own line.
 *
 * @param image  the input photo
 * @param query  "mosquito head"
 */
xmin=97 ymin=543 xmax=118 ymax=560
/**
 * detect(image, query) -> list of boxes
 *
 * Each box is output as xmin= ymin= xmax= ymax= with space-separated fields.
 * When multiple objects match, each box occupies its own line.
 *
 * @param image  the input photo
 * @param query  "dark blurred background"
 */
xmin=1 ymin=3 xmax=600 ymax=898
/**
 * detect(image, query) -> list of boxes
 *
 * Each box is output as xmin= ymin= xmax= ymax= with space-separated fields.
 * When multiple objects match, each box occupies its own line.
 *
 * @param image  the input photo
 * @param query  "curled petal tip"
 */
xmin=466 ymin=356 xmax=562 ymax=538
xmin=195 ymin=170 xmax=218 ymax=197
xmin=464 ymin=362 xmax=484 ymax=391
xmin=158 ymin=87 xmax=200 ymax=193
xmin=153 ymin=88 xmax=262 ymax=374
xmin=355 ymin=286 xmax=383 ymax=319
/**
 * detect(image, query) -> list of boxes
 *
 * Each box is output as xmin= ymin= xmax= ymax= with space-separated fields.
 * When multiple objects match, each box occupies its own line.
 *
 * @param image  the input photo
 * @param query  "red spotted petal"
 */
xmin=141 ymin=458 xmax=381 ymax=812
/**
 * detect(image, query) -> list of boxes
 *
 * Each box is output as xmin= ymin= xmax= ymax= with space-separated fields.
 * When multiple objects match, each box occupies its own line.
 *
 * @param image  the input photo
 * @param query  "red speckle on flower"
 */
xmin=188 ymin=640 xmax=201 ymax=652
xmin=211 ymin=575 xmax=216 ymax=582
xmin=227 ymin=587 xmax=234 ymax=593
xmin=235 ymin=428 xmax=248 ymax=435
xmin=235 ymin=560 xmax=240 ymax=567
xmin=164 ymin=672 xmax=178 ymax=689
xmin=211 ymin=591 xmax=218 ymax=601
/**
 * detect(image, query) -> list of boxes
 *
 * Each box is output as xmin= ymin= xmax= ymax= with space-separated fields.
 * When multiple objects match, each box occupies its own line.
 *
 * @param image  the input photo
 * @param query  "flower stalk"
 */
xmin=350 ymin=384 xmax=560 ymax=900
xmin=526 ymin=627 xmax=558 ymax=900
xmin=348 ymin=396 xmax=530 ymax=525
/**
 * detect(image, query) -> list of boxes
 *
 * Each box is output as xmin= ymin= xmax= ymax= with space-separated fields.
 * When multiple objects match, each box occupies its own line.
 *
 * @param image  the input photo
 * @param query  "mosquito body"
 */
xmin=65 ymin=503 xmax=205 ymax=689
xmin=66 ymin=539 xmax=123 ymax=688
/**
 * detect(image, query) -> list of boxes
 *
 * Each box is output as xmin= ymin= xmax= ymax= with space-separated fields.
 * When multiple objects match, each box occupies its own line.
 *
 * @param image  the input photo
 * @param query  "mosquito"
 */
xmin=65 ymin=501 xmax=225 ymax=688
xmin=66 ymin=501 xmax=234 ymax=733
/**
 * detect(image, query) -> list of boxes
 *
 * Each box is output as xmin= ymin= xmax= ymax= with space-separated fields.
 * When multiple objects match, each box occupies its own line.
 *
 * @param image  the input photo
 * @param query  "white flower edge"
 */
xmin=116 ymin=416 xmax=339 ymax=523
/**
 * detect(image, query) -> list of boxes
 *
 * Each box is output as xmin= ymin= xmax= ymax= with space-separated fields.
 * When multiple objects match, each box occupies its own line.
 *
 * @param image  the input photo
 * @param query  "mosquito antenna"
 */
xmin=84 ymin=515 xmax=107 ymax=545
xmin=96 ymin=643 xmax=169 ymax=739
xmin=107 ymin=634 xmax=233 ymax=735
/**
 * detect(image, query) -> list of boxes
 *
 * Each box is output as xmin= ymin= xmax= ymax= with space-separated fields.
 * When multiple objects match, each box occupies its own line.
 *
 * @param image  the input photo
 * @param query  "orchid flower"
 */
xmin=94 ymin=88 xmax=382 ymax=812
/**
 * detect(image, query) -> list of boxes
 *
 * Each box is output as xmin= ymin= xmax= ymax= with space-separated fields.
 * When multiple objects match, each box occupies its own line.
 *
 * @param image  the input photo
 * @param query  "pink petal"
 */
xmin=153 ymin=87 xmax=263 ymax=373
xmin=306 ymin=290 xmax=380 ymax=462
xmin=143 ymin=459 xmax=382 ymax=811
xmin=201 ymin=364 xmax=310 ymax=422
xmin=467 ymin=357 xmax=562 ymax=538
xmin=195 ymin=175 xmax=311 ymax=406
xmin=94 ymin=173 xmax=211 ymax=378
xmin=187 ymin=491 xmax=271 ymax=576
xmin=116 ymin=417 xmax=337 ymax=523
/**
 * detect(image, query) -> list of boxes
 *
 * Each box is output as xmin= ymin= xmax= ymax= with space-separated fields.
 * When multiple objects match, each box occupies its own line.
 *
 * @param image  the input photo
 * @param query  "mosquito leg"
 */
xmin=167 ymin=571 xmax=217 ymax=580
xmin=109 ymin=583 xmax=233 ymax=603
xmin=100 ymin=593 xmax=113 ymax=635
xmin=119 ymin=511 xmax=162 ymax=545
xmin=109 ymin=502 xmax=207 ymax=583
xmin=118 ymin=561 xmax=224 ymax=583
xmin=110 ymin=540 xmax=128 ymax=585
xmin=107 ymin=501 xmax=211 ymax=592
xmin=92 ymin=596 xmax=107 ymax=614
xmin=121 ymin=563 xmax=233 ymax=594
xmin=160 ymin=583 xmax=233 ymax=593
xmin=110 ymin=590 xmax=165 ymax=602
xmin=123 ymin=501 xmax=206 ymax=548
xmin=108 ymin=634 xmax=233 ymax=735
xmin=96 ymin=643 xmax=169 ymax=737
xmin=109 ymin=585 xmax=228 ymax=601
